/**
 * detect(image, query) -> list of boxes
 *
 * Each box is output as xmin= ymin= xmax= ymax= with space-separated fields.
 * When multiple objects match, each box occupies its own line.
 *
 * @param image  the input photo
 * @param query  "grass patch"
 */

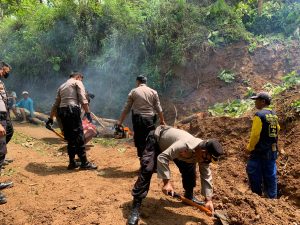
xmin=0 ymin=168 xmax=16 ymax=177
xmin=11 ymin=131 xmax=52 ymax=155
xmin=92 ymin=138 xmax=120 ymax=148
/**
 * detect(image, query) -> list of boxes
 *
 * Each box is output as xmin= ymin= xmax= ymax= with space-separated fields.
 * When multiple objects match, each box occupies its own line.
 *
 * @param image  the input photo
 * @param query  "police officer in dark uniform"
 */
xmin=0 ymin=61 xmax=14 ymax=204
xmin=247 ymin=92 xmax=280 ymax=198
xmin=117 ymin=75 xmax=166 ymax=225
xmin=117 ymin=75 xmax=166 ymax=158
xmin=46 ymin=71 xmax=97 ymax=170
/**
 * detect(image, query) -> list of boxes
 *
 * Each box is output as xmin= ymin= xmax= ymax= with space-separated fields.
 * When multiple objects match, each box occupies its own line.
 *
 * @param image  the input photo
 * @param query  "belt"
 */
xmin=59 ymin=105 xmax=80 ymax=114
xmin=156 ymin=125 xmax=171 ymax=143
xmin=132 ymin=110 xmax=155 ymax=118
xmin=60 ymin=105 xmax=80 ymax=109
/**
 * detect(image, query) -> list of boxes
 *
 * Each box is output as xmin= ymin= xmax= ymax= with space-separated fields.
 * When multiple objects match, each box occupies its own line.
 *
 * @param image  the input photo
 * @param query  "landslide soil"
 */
xmin=1 ymin=87 xmax=300 ymax=225
xmin=177 ymin=87 xmax=300 ymax=225
xmin=1 ymin=41 xmax=300 ymax=225
xmin=162 ymin=41 xmax=300 ymax=121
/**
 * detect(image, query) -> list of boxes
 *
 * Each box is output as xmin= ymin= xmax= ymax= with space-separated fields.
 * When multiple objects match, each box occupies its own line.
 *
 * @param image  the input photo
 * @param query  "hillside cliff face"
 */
xmin=162 ymin=41 xmax=300 ymax=121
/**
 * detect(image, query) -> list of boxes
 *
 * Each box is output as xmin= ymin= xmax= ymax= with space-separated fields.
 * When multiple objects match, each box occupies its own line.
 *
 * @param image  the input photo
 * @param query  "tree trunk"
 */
xmin=258 ymin=0 xmax=263 ymax=16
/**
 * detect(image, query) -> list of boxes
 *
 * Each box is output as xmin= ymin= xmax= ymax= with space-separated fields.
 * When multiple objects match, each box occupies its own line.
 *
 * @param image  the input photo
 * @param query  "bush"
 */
xmin=263 ymin=71 xmax=300 ymax=97
xmin=291 ymin=100 xmax=300 ymax=114
xmin=208 ymin=99 xmax=254 ymax=117
xmin=218 ymin=70 xmax=235 ymax=83
xmin=241 ymin=0 xmax=300 ymax=38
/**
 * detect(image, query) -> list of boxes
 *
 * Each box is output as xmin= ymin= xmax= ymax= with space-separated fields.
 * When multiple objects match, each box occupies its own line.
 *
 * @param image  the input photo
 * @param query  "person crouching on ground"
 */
xmin=246 ymin=92 xmax=280 ymax=199
xmin=15 ymin=91 xmax=35 ymax=123
xmin=127 ymin=125 xmax=224 ymax=225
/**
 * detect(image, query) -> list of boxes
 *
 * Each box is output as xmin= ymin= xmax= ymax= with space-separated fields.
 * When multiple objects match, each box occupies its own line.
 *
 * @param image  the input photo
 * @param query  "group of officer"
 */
xmin=115 ymin=75 xmax=279 ymax=225
xmin=0 ymin=61 xmax=14 ymax=204
xmin=0 ymin=63 xmax=280 ymax=225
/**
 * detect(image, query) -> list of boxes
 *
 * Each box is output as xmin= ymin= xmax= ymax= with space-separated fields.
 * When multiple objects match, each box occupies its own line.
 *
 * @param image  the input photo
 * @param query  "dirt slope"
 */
xmin=162 ymin=41 xmax=300 ymax=121
xmin=176 ymin=87 xmax=300 ymax=225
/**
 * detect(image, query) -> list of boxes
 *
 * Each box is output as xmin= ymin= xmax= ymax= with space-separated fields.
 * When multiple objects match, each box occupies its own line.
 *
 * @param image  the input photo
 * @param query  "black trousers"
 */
xmin=132 ymin=131 xmax=196 ymax=199
xmin=132 ymin=113 xmax=156 ymax=158
xmin=6 ymin=114 xmax=14 ymax=144
xmin=57 ymin=106 xmax=86 ymax=161
xmin=0 ymin=119 xmax=7 ymax=172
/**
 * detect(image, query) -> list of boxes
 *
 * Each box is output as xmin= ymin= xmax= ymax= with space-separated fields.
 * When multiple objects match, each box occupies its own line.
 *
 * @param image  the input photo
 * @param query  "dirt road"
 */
xmin=0 ymin=123 xmax=215 ymax=225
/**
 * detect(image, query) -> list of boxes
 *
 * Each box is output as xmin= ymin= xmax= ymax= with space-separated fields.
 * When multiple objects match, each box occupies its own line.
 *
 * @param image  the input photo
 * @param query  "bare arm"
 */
xmin=158 ymin=111 xmax=166 ymax=125
xmin=82 ymin=103 xmax=90 ymax=113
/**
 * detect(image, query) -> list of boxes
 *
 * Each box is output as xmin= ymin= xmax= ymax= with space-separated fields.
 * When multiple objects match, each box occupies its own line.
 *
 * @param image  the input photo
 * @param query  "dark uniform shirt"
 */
xmin=247 ymin=107 xmax=280 ymax=159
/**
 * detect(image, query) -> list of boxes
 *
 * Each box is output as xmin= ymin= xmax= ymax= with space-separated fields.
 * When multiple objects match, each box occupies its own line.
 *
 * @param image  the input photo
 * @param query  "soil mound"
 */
xmin=176 ymin=87 xmax=300 ymax=225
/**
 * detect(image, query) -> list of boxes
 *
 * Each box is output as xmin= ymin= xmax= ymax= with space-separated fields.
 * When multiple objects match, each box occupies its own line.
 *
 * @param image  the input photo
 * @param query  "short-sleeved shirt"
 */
xmin=52 ymin=78 xmax=88 ymax=109
xmin=122 ymin=84 xmax=163 ymax=117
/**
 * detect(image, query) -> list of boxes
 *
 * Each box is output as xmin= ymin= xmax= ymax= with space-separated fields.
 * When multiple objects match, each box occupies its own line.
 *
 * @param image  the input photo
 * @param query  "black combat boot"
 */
xmin=79 ymin=155 xmax=97 ymax=170
xmin=0 ymin=181 xmax=13 ymax=190
xmin=67 ymin=157 xmax=80 ymax=170
xmin=127 ymin=198 xmax=142 ymax=225
xmin=184 ymin=189 xmax=205 ymax=206
xmin=0 ymin=192 xmax=7 ymax=205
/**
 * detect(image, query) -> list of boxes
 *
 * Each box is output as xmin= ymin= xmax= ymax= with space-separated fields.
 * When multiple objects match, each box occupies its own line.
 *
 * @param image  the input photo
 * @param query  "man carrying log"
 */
xmin=46 ymin=71 xmax=97 ymax=170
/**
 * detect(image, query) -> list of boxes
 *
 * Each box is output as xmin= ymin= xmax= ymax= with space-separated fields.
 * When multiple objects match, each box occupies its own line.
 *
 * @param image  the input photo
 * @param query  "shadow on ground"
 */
xmin=41 ymin=137 xmax=65 ymax=144
xmin=122 ymin=197 xmax=220 ymax=225
xmin=25 ymin=162 xmax=79 ymax=175
xmin=97 ymin=166 xmax=139 ymax=178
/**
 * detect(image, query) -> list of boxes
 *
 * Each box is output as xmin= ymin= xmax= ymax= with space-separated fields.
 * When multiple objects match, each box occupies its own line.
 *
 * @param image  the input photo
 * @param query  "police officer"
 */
xmin=117 ymin=75 xmax=166 ymax=158
xmin=46 ymin=71 xmax=97 ymax=170
xmin=0 ymin=61 xmax=14 ymax=204
xmin=127 ymin=125 xmax=224 ymax=225
xmin=247 ymin=92 xmax=280 ymax=198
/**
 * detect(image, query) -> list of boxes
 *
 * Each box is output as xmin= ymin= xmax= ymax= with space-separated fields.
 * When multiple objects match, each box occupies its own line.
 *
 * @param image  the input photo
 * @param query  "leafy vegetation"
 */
xmin=291 ymin=100 xmax=300 ymax=114
xmin=238 ymin=0 xmax=300 ymax=38
xmin=0 ymin=0 xmax=299 ymax=116
xmin=208 ymin=99 xmax=254 ymax=117
xmin=218 ymin=69 xmax=235 ymax=83
xmin=264 ymin=71 xmax=300 ymax=96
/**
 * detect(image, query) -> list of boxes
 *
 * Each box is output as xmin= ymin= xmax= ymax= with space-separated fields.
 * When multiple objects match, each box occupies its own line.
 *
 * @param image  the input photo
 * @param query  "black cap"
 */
xmin=205 ymin=139 xmax=224 ymax=161
xmin=136 ymin=75 xmax=147 ymax=83
xmin=250 ymin=92 xmax=271 ymax=104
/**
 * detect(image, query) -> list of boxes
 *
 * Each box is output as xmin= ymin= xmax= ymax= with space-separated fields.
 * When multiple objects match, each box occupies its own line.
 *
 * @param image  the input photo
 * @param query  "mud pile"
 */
xmin=177 ymin=88 xmax=300 ymax=225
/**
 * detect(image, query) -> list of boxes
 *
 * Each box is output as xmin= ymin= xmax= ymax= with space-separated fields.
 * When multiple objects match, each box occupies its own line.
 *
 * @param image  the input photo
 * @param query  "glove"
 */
xmin=46 ymin=118 xmax=53 ymax=127
xmin=85 ymin=112 xmax=93 ymax=123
